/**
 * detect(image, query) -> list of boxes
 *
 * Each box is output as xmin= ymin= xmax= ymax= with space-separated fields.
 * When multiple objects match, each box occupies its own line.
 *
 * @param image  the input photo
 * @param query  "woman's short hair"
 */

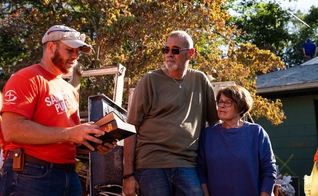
xmin=216 ymin=85 xmax=253 ymax=117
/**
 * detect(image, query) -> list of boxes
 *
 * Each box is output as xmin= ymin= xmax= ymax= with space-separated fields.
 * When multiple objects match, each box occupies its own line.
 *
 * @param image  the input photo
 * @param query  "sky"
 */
xmin=277 ymin=0 xmax=318 ymax=31
xmin=278 ymin=0 xmax=318 ymax=13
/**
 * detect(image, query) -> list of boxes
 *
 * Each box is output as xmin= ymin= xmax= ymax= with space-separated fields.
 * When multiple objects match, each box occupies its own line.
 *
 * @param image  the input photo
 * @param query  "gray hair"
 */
xmin=168 ymin=30 xmax=194 ymax=48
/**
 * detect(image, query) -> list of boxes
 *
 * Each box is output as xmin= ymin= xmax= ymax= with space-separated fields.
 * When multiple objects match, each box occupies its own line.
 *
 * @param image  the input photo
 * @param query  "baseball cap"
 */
xmin=42 ymin=25 xmax=91 ymax=54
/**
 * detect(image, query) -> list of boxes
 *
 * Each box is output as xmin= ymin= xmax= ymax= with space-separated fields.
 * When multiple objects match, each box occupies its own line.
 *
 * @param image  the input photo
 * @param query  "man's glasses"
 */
xmin=161 ymin=48 xmax=189 ymax=54
xmin=216 ymin=100 xmax=233 ymax=108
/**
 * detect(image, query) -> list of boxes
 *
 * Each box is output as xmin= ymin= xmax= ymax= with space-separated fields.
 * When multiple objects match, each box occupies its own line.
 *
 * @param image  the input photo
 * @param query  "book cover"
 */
xmin=77 ymin=112 xmax=136 ymax=150
xmin=96 ymin=117 xmax=136 ymax=143
xmin=94 ymin=112 xmax=124 ymax=128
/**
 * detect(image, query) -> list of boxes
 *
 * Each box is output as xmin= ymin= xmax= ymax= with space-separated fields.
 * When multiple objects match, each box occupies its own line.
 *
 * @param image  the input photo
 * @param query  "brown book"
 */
xmin=94 ymin=112 xmax=123 ymax=127
xmin=96 ymin=114 xmax=136 ymax=143
xmin=77 ymin=112 xmax=136 ymax=151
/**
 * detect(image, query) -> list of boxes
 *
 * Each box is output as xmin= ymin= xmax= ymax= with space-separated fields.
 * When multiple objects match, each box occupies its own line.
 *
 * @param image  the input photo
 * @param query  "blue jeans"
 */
xmin=0 ymin=158 xmax=82 ymax=196
xmin=136 ymin=167 xmax=203 ymax=196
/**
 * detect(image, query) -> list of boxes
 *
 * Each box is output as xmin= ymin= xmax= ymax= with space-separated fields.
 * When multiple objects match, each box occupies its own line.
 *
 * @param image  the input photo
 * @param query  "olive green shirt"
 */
xmin=127 ymin=68 xmax=218 ymax=169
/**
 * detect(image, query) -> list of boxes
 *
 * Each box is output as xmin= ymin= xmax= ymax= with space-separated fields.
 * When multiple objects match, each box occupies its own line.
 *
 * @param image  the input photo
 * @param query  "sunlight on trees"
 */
xmin=0 ymin=0 xmax=292 ymax=125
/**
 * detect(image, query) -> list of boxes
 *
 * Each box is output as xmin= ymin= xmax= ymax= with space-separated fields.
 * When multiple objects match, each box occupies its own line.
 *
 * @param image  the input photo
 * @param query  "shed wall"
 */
xmin=256 ymin=95 xmax=318 ymax=196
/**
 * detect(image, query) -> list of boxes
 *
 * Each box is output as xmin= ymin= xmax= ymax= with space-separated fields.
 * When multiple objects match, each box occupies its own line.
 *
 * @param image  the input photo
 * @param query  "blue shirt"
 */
xmin=302 ymin=41 xmax=316 ymax=56
xmin=197 ymin=122 xmax=277 ymax=196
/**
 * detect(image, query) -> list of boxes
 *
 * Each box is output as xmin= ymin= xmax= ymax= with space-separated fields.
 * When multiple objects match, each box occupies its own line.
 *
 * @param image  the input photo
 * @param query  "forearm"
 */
xmin=260 ymin=191 xmax=270 ymax=196
xmin=2 ymin=112 xmax=104 ymax=148
xmin=201 ymin=183 xmax=210 ymax=196
xmin=124 ymin=133 xmax=137 ymax=175
xmin=2 ymin=112 xmax=69 ymax=144
xmin=123 ymin=134 xmax=139 ymax=196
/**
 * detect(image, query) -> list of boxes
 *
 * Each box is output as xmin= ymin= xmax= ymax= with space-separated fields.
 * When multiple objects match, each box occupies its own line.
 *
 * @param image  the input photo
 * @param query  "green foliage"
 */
xmin=228 ymin=0 xmax=318 ymax=67
xmin=285 ymin=6 xmax=318 ymax=67
xmin=0 ymin=0 xmax=287 ymax=125
xmin=212 ymin=43 xmax=286 ymax=125
xmin=229 ymin=1 xmax=291 ymax=55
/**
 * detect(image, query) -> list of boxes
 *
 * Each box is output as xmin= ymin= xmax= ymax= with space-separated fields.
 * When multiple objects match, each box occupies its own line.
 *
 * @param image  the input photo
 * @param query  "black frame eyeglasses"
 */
xmin=161 ymin=48 xmax=189 ymax=54
xmin=216 ymin=100 xmax=233 ymax=108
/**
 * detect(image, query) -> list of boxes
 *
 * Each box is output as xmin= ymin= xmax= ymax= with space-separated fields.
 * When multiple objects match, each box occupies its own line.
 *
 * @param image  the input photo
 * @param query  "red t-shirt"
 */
xmin=314 ymin=149 xmax=318 ymax=162
xmin=2 ymin=64 xmax=79 ymax=163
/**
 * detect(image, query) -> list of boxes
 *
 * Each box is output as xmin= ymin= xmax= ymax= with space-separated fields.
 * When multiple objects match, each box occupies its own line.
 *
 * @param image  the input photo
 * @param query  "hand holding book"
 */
xmin=77 ymin=112 xmax=136 ymax=150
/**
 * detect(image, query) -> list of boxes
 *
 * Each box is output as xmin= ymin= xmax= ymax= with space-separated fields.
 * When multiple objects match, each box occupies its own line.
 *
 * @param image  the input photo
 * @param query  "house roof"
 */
xmin=256 ymin=57 xmax=318 ymax=96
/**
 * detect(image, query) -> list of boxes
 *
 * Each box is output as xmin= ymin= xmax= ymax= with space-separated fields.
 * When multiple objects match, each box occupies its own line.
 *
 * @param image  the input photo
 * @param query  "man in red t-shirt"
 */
xmin=0 ymin=25 xmax=116 ymax=196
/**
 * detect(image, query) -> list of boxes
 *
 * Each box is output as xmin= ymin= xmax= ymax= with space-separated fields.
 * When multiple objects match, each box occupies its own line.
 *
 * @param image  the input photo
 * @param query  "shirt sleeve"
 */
xmin=196 ymin=128 xmax=208 ymax=184
xmin=2 ymin=73 xmax=38 ymax=119
xmin=127 ymin=76 xmax=149 ymax=126
xmin=204 ymin=74 xmax=219 ymax=125
xmin=259 ymin=127 xmax=277 ymax=194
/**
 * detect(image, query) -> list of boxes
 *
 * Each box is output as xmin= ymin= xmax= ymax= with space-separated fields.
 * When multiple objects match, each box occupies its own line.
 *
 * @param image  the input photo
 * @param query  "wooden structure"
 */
xmin=63 ymin=62 xmax=126 ymax=106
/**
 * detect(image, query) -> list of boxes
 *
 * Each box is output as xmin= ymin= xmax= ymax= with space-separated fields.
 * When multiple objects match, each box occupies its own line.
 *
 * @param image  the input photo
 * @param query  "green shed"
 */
xmin=256 ymin=59 xmax=318 ymax=196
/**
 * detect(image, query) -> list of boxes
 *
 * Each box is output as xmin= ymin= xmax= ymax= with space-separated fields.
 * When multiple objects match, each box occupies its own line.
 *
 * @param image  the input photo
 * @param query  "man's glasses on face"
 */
xmin=161 ymin=47 xmax=189 ymax=55
xmin=216 ymin=100 xmax=233 ymax=108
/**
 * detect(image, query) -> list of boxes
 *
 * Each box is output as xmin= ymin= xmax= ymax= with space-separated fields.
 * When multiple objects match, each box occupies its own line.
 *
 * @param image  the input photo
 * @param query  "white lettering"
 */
xmin=45 ymin=91 xmax=76 ymax=115
xmin=54 ymin=102 xmax=66 ymax=114
xmin=45 ymin=97 xmax=52 ymax=106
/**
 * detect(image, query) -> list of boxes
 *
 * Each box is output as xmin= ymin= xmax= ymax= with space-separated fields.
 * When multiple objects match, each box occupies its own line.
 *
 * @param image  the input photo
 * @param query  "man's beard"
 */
xmin=51 ymin=49 xmax=69 ymax=74
xmin=166 ymin=61 xmax=178 ymax=71
xmin=168 ymin=64 xmax=178 ymax=71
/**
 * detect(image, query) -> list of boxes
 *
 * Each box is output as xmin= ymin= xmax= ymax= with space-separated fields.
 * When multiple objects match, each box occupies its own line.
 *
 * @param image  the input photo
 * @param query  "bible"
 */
xmin=94 ymin=111 xmax=136 ymax=143
xmin=77 ymin=111 xmax=136 ymax=151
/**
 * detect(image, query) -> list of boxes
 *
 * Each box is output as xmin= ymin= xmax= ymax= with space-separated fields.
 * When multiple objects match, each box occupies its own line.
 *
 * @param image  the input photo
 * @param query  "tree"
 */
xmin=227 ymin=0 xmax=318 ymax=67
xmin=0 ymin=0 xmax=285 ymax=125
xmin=228 ymin=0 xmax=292 ymax=61
xmin=284 ymin=6 xmax=318 ymax=66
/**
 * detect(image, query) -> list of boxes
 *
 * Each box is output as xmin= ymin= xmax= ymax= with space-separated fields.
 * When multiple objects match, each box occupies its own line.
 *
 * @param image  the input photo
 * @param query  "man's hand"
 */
xmin=260 ymin=191 xmax=270 ymax=196
xmin=95 ymin=141 xmax=117 ymax=154
xmin=123 ymin=176 xmax=140 ymax=196
xmin=66 ymin=122 xmax=107 ymax=151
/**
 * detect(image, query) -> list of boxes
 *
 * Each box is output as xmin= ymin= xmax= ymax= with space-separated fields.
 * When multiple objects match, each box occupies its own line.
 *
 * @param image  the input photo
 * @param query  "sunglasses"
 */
xmin=161 ymin=48 xmax=190 ymax=54
xmin=47 ymin=30 xmax=86 ymax=42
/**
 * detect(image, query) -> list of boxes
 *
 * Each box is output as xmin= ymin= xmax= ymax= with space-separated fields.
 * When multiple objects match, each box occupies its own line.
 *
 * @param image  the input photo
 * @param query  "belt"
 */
xmin=8 ymin=152 xmax=75 ymax=171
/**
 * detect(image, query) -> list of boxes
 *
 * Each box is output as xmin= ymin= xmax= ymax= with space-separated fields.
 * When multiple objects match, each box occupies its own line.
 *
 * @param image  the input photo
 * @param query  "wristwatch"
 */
xmin=123 ymin=173 xmax=134 ymax=179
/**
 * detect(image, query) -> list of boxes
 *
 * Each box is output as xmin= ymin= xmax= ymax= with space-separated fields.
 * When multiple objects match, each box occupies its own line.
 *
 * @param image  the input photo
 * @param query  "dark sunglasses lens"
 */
xmin=162 ymin=48 xmax=169 ymax=54
xmin=171 ymin=49 xmax=180 ymax=54
xmin=162 ymin=48 xmax=181 ymax=54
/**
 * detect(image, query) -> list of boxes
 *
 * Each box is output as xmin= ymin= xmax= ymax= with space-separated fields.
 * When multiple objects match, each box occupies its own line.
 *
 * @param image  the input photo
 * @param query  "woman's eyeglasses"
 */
xmin=216 ymin=100 xmax=233 ymax=107
xmin=161 ymin=48 xmax=189 ymax=54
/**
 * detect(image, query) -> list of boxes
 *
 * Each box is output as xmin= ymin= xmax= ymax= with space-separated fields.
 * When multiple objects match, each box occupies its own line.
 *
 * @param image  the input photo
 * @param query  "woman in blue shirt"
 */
xmin=197 ymin=85 xmax=276 ymax=196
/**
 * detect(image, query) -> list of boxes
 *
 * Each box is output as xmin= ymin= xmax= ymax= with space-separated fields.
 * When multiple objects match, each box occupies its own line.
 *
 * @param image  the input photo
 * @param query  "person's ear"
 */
xmin=47 ymin=42 xmax=56 ymax=53
xmin=188 ymin=48 xmax=195 ymax=59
